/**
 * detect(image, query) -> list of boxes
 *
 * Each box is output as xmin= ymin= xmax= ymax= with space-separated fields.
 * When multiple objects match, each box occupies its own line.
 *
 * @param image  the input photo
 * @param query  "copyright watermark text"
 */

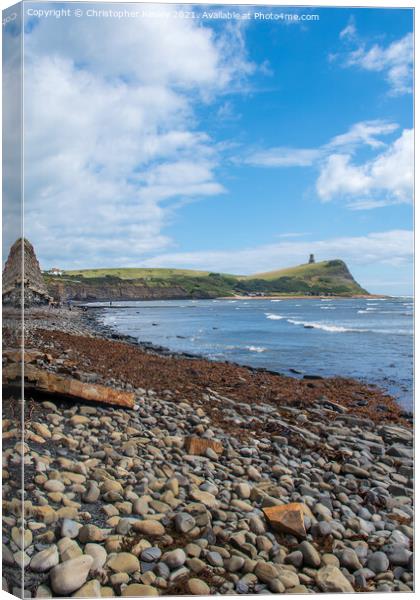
xmin=24 ymin=7 xmax=320 ymax=23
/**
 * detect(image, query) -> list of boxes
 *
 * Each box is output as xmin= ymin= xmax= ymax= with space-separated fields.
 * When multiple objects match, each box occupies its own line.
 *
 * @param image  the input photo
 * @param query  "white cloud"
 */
xmin=346 ymin=199 xmax=399 ymax=211
xmin=339 ymin=18 xmax=357 ymax=41
xmin=243 ymin=120 xmax=412 ymax=209
xmin=316 ymin=154 xmax=371 ymax=201
xmin=19 ymin=12 xmax=254 ymax=268
xmin=244 ymin=119 xmax=398 ymax=169
xmin=245 ymin=147 xmax=320 ymax=167
xmin=141 ymin=230 xmax=413 ymax=275
xmin=327 ymin=120 xmax=399 ymax=150
xmin=343 ymin=32 xmax=413 ymax=95
xmin=316 ymin=129 xmax=414 ymax=204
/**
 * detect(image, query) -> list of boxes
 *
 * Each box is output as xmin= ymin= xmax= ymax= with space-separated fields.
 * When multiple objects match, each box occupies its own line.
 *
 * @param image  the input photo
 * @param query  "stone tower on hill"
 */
xmin=2 ymin=238 xmax=51 ymax=307
xmin=308 ymin=253 xmax=315 ymax=264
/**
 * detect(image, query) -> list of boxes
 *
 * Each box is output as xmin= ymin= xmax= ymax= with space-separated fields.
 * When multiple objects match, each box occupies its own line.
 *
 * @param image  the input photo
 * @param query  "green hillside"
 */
xmin=246 ymin=260 xmax=345 ymax=280
xmin=236 ymin=260 xmax=368 ymax=296
xmin=45 ymin=259 xmax=368 ymax=301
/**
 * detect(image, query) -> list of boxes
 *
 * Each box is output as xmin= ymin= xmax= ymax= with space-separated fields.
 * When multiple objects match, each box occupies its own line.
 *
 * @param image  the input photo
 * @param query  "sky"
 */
xmin=2 ymin=2 xmax=414 ymax=294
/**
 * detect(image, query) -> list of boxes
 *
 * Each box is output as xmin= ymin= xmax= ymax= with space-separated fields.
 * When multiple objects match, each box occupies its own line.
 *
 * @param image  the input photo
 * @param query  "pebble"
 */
xmin=174 ymin=512 xmax=196 ymax=533
xmin=367 ymin=551 xmax=390 ymax=574
xmin=44 ymin=480 xmax=65 ymax=493
xmin=162 ymin=549 xmax=186 ymax=569
xmin=84 ymin=543 xmax=107 ymax=571
xmin=336 ymin=548 xmax=362 ymax=571
xmin=121 ymin=584 xmax=159 ymax=596
xmin=29 ymin=545 xmax=59 ymax=572
xmin=107 ymin=552 xmax=140 ymax=573
xmin=254 ymin=561 xmax=278 ymax=583
xmin=61 ymin=519 xmax=81 ymax=539
xmin=316 ymin=565 xmax=355 ymax=593
xmin=285 ymin=550 xmax=303 ymax=568
xmin=189 ymin=489 xmax=218 ymax=508
xmin=12 ymin=527 xmax=32 ymax=550
xmin=207 ymin=551 xmax=223 ymax=567
xmin=299 ymin=541 xmax=321 ymax=567
xmin=132 ymin=520 xmax=165 ymax=537
xmin=49 ymin=555 xmax=94 ymax=595
xmin=72 ymin=580 xmax=102 ymax=597
xmin=141 ymin=547 xmax=162 ymax=563
xmin=186 ymin=578 xmax=210 ymax=595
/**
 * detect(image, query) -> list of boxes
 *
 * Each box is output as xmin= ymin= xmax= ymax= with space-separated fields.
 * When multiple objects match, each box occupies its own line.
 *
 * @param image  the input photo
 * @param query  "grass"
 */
xmin=245 ymin=259 xmax=347 ymax=280
xmin=63 ymin=267 xmax=216 ymax=280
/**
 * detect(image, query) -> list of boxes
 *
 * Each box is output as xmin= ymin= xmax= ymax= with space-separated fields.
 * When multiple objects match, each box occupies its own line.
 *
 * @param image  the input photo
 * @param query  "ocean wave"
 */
xmin=246 ymin=345 xmax=267 ymax=353
xmin=286 ymin=318 xmax=411 ymax=336
xmin=286 ymin=319 xmax=362 ymax=333
xmin=271 ymin=299 xmax=281 ymax=302
xmin=378 ymin=310 xmax=412 ymax=315
xmin=265 ymin=313 xmax=285 ymax=320
xmin=320 ymin=306 xmax=336 ymax=310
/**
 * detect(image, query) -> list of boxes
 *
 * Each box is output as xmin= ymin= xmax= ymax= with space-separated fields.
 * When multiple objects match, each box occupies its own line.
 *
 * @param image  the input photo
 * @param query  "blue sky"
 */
xmin=3 ymin=2 xmax=414 ymax=293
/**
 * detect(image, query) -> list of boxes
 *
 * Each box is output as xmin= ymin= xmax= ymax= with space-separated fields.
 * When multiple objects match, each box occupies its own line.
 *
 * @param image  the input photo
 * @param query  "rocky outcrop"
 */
xmin=2 ymin=238 xmax=51 ymax=307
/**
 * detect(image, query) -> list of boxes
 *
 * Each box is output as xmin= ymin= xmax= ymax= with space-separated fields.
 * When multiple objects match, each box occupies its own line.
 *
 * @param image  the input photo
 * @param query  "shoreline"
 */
xmin=217 ymin=294 xmax=390 ymax=300
xmin=85 ymin=303 xmax=412 ymax=416
xmin=4 ymin=306 xmax=412 ymax=427
xmin=7 ymin=304 xmax=412 ymax=420
xmin=72 ymin=293 xmax=391 ymax=305
xmin=2 ymin=305 xmax=414 ymax=596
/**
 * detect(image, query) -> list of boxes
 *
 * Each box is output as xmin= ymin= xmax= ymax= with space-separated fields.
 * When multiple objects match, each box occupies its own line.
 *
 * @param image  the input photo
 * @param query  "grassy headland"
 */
xmin=44 ymin=259 xmax=368 ymax=301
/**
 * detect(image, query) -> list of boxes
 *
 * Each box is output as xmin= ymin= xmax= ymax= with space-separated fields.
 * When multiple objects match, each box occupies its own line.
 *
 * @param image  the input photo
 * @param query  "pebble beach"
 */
xmin=2 ymin=306 xmax=414 ymax=596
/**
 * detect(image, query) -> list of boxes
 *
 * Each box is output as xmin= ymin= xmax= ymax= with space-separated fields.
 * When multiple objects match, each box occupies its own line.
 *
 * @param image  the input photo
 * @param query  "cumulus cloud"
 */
xmin=19 ymin=11 xmax=253 ymax=268
xmin=141 ymin=230 xmax=413 ymax=275
xmin=336 ymin=24 xmax=413 ymax=95
xmin=316 ymin=129 xmax=414 ymax=204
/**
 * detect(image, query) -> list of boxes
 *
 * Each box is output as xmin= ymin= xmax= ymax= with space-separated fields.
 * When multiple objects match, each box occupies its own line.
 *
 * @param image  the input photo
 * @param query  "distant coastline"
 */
xmin=44 ymin=258 xmax=370 ymax=303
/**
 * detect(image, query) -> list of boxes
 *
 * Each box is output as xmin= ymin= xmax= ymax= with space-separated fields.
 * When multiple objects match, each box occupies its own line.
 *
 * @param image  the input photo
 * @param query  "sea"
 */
xmin=93 ymin=297 xmax=413 ymax=410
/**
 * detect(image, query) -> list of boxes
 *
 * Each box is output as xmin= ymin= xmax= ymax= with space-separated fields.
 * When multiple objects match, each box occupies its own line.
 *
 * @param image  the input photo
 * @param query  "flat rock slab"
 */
xmin=263 ymin=502 xmax=314 ymax=538
xmin=3 ymin=363 xmax=134 ymax=408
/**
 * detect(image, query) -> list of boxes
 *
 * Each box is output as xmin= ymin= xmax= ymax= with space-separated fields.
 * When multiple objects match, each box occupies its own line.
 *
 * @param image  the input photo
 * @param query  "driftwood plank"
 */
xmin=3 ymin=363 xmax=135 ymax=408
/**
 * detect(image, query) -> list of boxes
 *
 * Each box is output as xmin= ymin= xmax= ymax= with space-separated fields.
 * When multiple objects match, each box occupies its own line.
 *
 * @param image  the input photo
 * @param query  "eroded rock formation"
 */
xmin=2 ymin=238 xmax=51 ymax=307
